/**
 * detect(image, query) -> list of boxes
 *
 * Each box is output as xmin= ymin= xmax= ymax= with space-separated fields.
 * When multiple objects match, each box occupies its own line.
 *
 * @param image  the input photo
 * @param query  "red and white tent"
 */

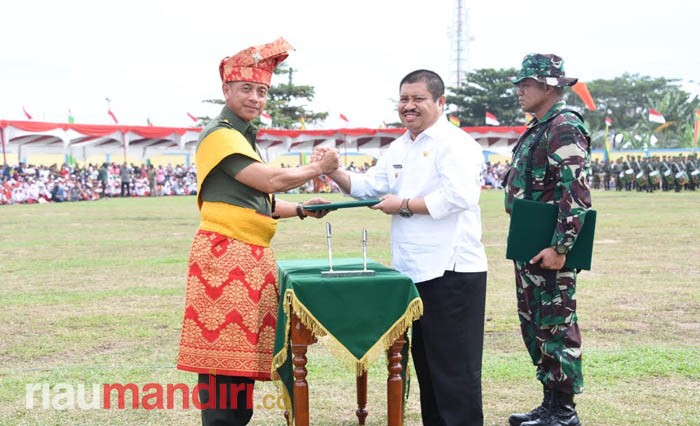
xmin=0 ymin=120 xmax=200 ymax=165
xmin=255 ymin=125 xmax=526 ymax=161
xmin=0 ymin=119 xmax=525 ymax=165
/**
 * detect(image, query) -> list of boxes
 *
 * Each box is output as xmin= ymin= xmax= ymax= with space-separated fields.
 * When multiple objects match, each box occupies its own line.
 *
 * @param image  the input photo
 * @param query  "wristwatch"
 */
xmin=398 ymin=198 xmax=413 ymax=218
xmin=553 ymin=243 xmax=568 ymax=255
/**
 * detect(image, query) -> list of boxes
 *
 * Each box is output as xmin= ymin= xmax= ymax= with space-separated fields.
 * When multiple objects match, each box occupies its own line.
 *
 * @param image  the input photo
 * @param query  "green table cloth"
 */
xmin=272 ymin=258 xmax=422 ymax=421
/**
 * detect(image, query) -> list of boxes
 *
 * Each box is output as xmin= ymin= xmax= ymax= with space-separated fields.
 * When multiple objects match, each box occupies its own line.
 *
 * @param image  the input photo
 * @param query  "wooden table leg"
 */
xmin=356 ymin=371 xmax=368 ymax=425
xmin=387 ymin=335 xmax=406 ymax=426
xmin=291 ymin=313 xmax=316 ymax=426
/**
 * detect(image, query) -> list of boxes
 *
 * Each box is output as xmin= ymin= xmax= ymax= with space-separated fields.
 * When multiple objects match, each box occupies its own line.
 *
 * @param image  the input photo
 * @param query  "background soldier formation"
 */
xmin=590 ymin=153 xmax=698 ymax=192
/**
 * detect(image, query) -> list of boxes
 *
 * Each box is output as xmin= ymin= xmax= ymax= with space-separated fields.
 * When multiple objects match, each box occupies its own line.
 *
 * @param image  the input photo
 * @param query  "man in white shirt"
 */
xmin=321 ymin=69 xmax=488 ymax=426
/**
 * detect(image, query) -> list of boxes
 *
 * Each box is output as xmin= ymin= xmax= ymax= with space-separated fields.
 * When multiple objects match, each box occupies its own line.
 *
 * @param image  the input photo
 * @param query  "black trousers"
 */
xmin=411 ymin=270 xmax=488 ymax=426
xmin=120 ymin=181 xmax=130 ymax=196
xmin=198 ymin=374 xmax=255 ymax=426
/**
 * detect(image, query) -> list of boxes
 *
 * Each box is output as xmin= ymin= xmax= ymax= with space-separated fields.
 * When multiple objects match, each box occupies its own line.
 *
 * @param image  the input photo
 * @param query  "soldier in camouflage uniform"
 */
xmin=671 ymin=156 xmax=685 ymax=192
xmin=687 ymin=154 xmax=698 ymax=191
xmin=643 ymin=157 xmax=656 ymax=193
xmin=622 ymin=155 xmax=633 ymax=191
xmin=660 ymin=155 xmax=673 ymax=191
xmin=590 ymin=159 xmax=601 ymax=189
xmin=602 ymin=159 xmax=611 ymax=191
xmin=504 ymin=54 xmax=590 ymax=426
xmin=632 ymin=155 xmax=643 ymax=192
xmin=612 ymin=158 xmax=624 ymax=191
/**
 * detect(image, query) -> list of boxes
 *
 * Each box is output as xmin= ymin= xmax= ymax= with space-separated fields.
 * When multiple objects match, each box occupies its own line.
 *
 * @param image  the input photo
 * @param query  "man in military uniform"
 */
xmin=632 ymin=155 xmax=644 ymax=192
xmin=622 ymin=155 xmax=633 ymax=191
xmin=590 ymin=158 xmax=601 ymax=189
xmin=642 ymin=156 xmax=656 ymax=193
xmin=612 ymin=158 xmax=624 ymax=191
xmin=602 ymin=158 xmax=611 ymax=190
xmin=660 ymin=155 xmax=672 ymax=191
xmin=504 ymin=54 xmax=590 ymax=426
xmin=671 ymin=156 xmax=685 ymax=192
xmin=97 ymin=162 xmax=109 ymax=198
xmin=686 ymin=154 xmax=698 ymax=191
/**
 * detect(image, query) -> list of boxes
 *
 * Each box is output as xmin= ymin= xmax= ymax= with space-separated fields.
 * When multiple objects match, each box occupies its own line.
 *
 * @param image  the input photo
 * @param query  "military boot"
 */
xmin=508 ymin=385 xmax=551 ymax=426
xmin=520 ymin=390 xmax=581 ymax=426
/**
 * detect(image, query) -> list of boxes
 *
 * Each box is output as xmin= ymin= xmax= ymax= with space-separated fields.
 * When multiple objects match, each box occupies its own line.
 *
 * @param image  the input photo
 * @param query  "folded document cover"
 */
xmin=506 ymin=198 xmax=596 ymax=270
xmin=303 ymin=199 xmax=380 ymax=211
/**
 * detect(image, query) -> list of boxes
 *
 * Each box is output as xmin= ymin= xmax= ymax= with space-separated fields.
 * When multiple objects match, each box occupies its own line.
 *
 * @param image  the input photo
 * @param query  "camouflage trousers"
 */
xmin=514 ymin=261 xmax=583 ymax=394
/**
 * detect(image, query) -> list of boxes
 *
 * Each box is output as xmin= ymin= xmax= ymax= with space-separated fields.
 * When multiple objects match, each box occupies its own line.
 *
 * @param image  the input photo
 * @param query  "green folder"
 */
xmin=303 ymin=198 xmax=380 ymax=211
xmin=506 ymin=198 xmax=596 ymax=270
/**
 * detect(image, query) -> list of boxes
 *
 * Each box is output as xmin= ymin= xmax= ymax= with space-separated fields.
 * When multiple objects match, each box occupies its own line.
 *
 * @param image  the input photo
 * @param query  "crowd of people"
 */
xmin=0 ymin=161 xmax=197 ymax=205
xmin=3 ymin=152 xmax=697 ymax=206
xmin=0 ymin=159 xmax=510 ymax=206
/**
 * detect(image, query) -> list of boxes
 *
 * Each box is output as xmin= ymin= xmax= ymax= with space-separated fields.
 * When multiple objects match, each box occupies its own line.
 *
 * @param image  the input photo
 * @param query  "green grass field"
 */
xmin=1 ymin=190 xmax=698 ymax=425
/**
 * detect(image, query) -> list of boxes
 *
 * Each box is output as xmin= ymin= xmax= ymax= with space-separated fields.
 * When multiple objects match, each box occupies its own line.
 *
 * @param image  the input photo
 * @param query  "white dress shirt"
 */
xmin=349 ymin=116 xmax=488 ymax=283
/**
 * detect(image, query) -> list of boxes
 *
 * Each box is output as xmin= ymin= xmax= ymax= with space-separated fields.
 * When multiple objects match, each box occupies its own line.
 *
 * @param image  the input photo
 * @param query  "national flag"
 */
xmin=648 ymin=108 xmax=665 ymax=124
xmin=259 ymin=111 xmax=272 ymax=127
xmin=22 ymin=106 xmax=33 ymax=120
xmin=107 ymin=109 xmax=119 ymax=124
xmin=605 ymin=117 xmax=612 ymax=127
xmin=485 ymin=111 xmax=500 ymax=126
xmin=572 ymin=82 xmax=597 ymax=111
xmin=67 ymin=108 xmax=75 ymax=124
xmin=339 ymin=113 xmax=349 ymax=123
xmin=186 ymin=112 xmax=198 ymax=123
xmin=448 ymin=115 xmax=460 ymax=127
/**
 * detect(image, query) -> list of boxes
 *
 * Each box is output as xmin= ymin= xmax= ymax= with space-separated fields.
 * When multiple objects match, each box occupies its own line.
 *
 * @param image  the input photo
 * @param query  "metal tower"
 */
xmin=448 ymin=0 xmax=471 ymax=89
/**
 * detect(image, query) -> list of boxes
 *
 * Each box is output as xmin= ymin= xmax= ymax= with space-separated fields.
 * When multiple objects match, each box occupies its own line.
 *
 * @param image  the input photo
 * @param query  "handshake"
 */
xmin=311 ymin=147 xmax=341 ymax=175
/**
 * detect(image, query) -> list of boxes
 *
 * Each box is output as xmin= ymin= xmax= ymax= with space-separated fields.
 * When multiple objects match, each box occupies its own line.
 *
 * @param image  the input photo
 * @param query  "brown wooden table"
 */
xmin=289 ymin=313 xmax=407 ymax=426
xmin=273 ymin=258 xmax=422 ymax=426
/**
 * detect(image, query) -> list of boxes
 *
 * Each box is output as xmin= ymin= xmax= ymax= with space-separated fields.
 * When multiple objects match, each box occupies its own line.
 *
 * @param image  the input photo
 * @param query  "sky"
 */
xmin=1 ymin=0 xmax=698 ymax=129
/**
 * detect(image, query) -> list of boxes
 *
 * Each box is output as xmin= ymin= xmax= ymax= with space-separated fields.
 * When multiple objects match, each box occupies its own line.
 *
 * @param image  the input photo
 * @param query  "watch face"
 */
xmin=399 ymin=208 xmax=412 ymax=218
xmin=556 ymin=244 xmax=567 ymax=254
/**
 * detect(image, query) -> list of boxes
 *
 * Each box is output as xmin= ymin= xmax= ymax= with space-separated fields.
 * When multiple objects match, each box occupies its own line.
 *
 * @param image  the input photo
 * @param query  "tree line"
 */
xmin=203 ymin=65 xmax=700 ymax=151
xmin=447 ymin=68 xmax=699 ymax=150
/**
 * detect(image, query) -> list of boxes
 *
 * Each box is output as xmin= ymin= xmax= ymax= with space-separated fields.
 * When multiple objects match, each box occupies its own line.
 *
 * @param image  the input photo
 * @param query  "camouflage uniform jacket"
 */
xmin=504 ymin=100 xmax=592 ymax=253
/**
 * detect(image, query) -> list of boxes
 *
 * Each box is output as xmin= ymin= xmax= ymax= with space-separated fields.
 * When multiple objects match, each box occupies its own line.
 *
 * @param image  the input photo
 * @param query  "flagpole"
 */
xmin=694 ymin=110 xmax=700 ymax=154
xmin=604 ymin=121 xmax=609 ymax=162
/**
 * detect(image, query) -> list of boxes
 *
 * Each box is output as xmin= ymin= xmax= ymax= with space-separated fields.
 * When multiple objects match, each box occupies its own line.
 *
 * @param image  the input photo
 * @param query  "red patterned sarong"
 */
xmin=177 ymin=230 xmax=279 ymax=380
